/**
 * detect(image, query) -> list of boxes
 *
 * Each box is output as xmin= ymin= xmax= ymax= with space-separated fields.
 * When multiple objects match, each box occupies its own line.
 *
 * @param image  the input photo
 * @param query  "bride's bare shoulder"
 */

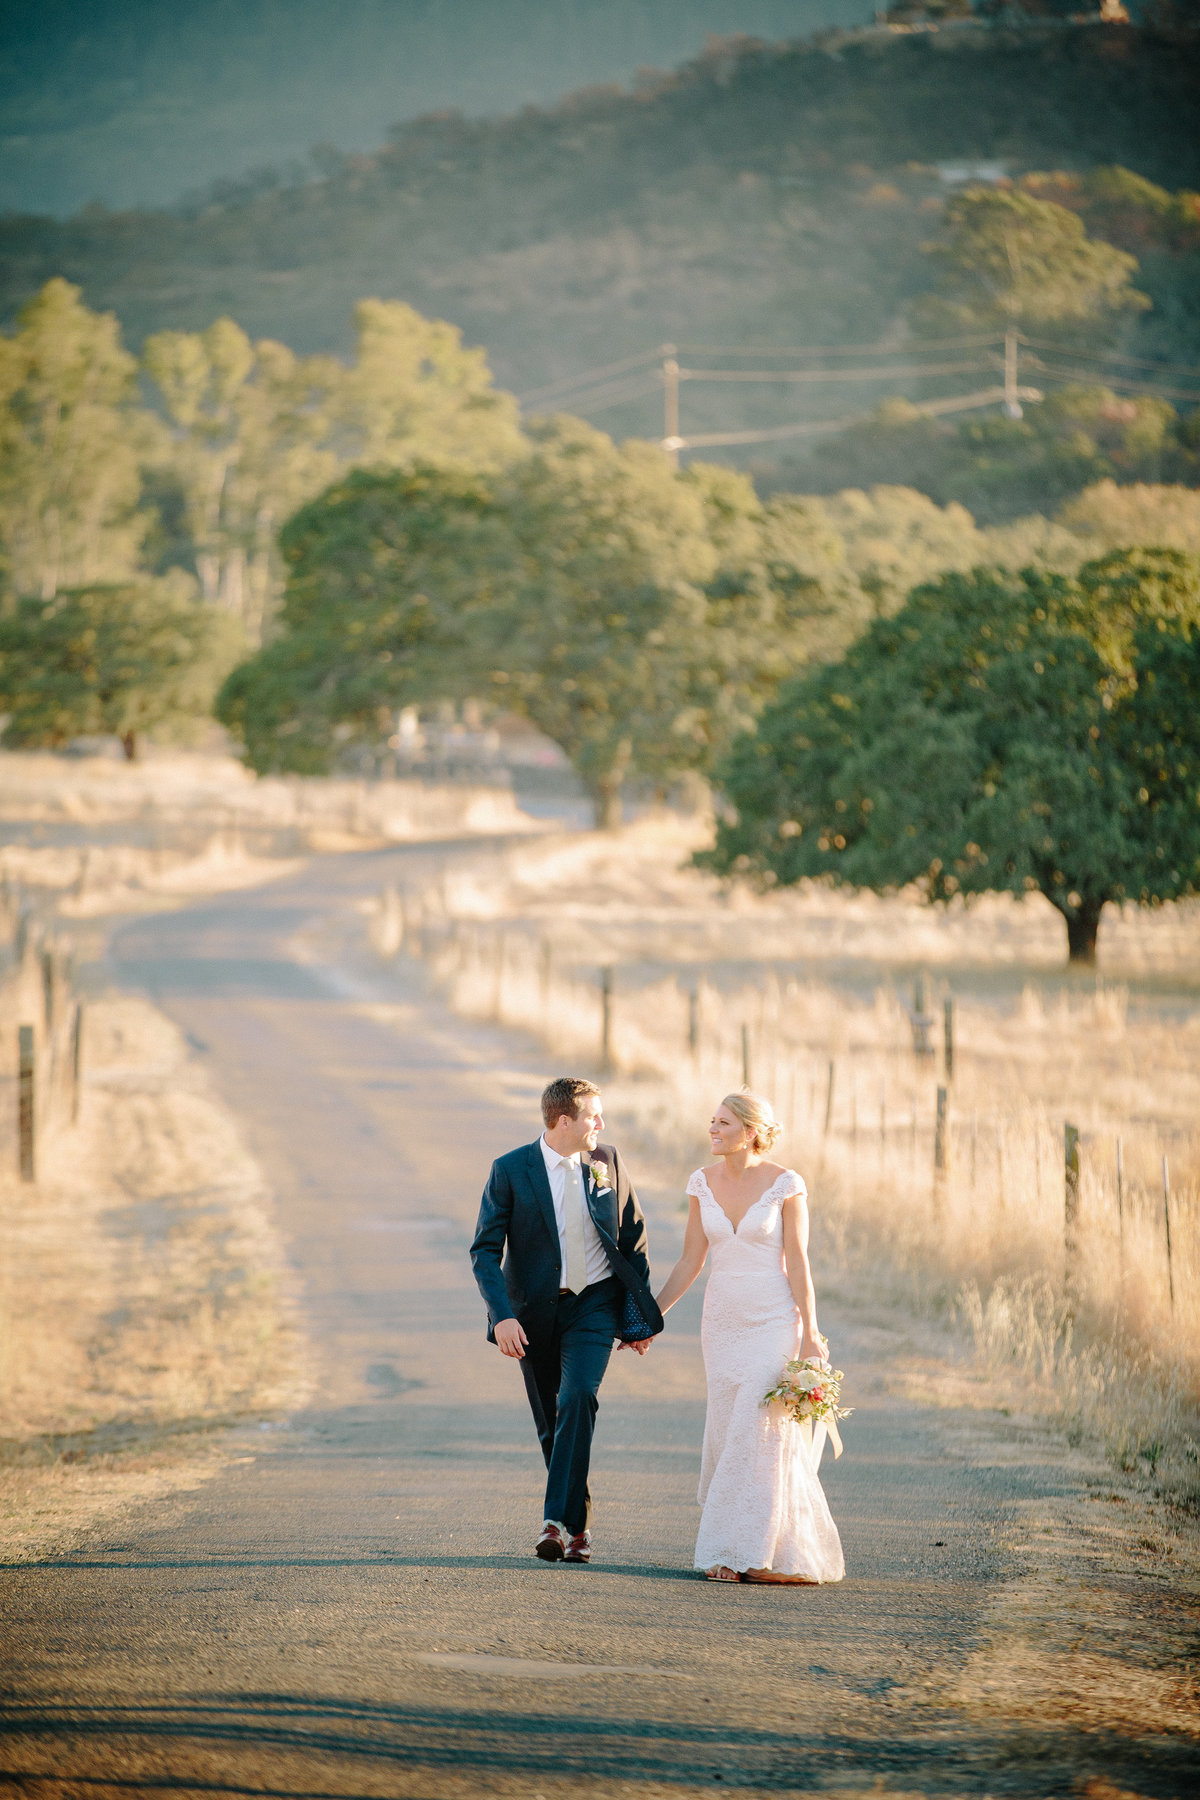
xmin=757 ymin=1159 xmax=788 ymax=1181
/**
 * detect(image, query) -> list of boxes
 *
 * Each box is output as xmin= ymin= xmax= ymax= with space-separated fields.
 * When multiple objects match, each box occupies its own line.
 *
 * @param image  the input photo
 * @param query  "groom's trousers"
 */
xmin=521 ymin=1275 xmax=622 ymax=1534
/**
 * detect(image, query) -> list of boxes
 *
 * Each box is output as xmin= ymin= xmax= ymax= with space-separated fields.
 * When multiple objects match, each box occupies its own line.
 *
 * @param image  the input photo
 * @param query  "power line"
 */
xmin=523 ymin=372 xmax=661 ymax=413
xmin=677 ymin=386 xmax=1026 ymax=450
xmin=675 ymin=332 xmax=1002 ymax=357
xmin=1028 ymin=362 xmax=1200 ymax=405
xmin=537 ymin=376 xmax=663 ymax=415
xmin=677 ymin=358 xmax=995 ymax=384
xmin=517 ymin=347 xmax=661 ymax=408
xmin=517 ymin=333 xmax=1009 ymax=408
xmin=1017 ymin=336 xmax=1200 ymax=380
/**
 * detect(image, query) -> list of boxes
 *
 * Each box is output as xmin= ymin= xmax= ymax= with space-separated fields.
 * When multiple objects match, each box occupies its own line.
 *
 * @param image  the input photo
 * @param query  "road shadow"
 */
xmin=31 ymin=1553 xmax=699 ymax=1581
xmin=2 ymin=1691 xmax=1196 ymax=1796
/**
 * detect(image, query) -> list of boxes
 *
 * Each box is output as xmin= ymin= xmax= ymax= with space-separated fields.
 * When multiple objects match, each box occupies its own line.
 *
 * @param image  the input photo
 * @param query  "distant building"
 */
xmin=935 ymin=160 xmax=1010 ymax=186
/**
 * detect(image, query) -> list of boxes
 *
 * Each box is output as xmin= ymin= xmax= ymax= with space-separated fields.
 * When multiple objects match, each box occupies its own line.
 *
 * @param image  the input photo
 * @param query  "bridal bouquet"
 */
xmin=763 ymin=1357 xmax=852 ymax=1462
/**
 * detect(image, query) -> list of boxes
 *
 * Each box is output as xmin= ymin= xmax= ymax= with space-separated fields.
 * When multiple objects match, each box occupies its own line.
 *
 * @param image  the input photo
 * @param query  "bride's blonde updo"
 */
xmin=721 ymin=1088 xmax=782 ymax=1154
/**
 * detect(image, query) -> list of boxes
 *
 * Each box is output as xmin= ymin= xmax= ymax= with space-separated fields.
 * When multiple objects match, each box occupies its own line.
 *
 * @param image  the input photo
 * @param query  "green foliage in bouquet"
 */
xmin=763 ymin=1357 xmax=852 ymax=1431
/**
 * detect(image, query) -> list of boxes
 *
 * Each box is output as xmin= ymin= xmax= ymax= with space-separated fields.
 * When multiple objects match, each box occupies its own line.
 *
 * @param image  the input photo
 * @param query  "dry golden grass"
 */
xmin=0 ymin=747 xmax=532 ymax=845
xmin=0 ymin=971 xmax=307 ymax=1560
xmin=385 ymin=815 xmax=1200 ymax=1496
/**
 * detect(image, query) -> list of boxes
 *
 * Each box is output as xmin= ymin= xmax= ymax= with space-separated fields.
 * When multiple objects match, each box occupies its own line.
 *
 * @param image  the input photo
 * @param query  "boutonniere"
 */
xmin=584 ymin=1154 xmax=613 ymax=1193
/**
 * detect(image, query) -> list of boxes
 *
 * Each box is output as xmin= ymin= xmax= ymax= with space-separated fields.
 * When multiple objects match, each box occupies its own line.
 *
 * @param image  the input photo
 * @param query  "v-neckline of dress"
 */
xmin=697 ymin=1168 xmax=788 ymax=1236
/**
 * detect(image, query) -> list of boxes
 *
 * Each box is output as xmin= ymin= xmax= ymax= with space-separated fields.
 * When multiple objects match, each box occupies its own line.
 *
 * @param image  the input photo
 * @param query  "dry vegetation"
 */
xmin=0 ymin=970 xmax=309 ymax=1558
xmin=379 ymin=815 xmax=1200 ymax=1500
xmin=0 ymin=748 xmax=534 ymax=1558
xmin=0 ymin=748 xmax=530 ymax=852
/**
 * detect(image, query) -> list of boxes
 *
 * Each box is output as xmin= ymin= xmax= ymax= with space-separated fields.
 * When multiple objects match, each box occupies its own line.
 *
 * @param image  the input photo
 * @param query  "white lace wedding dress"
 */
xmin=690 ymin=1167 xmax=845 ymax=1581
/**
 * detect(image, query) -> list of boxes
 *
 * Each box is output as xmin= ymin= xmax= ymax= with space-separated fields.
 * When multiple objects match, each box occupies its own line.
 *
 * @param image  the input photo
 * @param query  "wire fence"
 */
xmin=0 ymin=883 xmax=85 ymax=1183
xmin=375 ymin=885 xmax=1198 ymax=1370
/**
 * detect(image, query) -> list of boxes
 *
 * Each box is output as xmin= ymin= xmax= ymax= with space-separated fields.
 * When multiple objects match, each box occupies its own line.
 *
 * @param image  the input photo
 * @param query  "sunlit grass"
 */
xmin=389 ymin=819 xmax=1200 ymax=1497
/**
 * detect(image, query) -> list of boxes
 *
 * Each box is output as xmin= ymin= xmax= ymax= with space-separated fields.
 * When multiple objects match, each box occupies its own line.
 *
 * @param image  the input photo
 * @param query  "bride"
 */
xmin=654 ymin=1089 xmax=845 ymax=1585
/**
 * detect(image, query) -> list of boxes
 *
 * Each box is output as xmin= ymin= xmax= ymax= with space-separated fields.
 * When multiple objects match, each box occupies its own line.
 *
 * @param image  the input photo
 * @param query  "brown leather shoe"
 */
xmin=535 ymin=1521 xmax=566 ymax=1562
xmin=563 ymin=1529 xmax=592 ymax=1564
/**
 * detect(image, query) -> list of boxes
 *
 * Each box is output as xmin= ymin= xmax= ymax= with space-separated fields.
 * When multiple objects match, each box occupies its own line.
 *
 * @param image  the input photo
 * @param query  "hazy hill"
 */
xmin=2 ymin=22 xmax=1198 ymax=455
xmin=0 ymin=0 xmax=867 ymax=216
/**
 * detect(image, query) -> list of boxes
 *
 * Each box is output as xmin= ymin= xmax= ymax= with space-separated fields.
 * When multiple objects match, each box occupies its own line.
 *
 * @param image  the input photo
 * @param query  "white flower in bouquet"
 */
xmin=763 ymin=1356 xmax=853 ymax=1433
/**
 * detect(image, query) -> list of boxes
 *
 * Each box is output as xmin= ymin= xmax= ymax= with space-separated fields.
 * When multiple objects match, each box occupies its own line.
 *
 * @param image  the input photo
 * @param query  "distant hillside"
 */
xmin=2 ymin=23 xmax=1198 ymax=457
xmin=1 ymin=0 xmax=862 ymax=215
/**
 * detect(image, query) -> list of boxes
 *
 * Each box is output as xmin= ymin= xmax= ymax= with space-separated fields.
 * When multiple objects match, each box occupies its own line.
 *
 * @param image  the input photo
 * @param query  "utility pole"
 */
xmin=1003 ymin=323 xmax=1022 ymax=420
xmin=661 ymin=343 xmax=682 ymax=466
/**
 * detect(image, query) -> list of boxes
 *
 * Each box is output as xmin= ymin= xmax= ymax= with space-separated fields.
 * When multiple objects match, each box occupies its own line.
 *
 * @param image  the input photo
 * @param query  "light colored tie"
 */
xmin=560 ymin=1156 xmax=588 ymax=1293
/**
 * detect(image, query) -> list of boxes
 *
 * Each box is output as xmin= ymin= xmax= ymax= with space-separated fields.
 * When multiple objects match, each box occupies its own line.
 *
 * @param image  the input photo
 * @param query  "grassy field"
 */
xmin=381 ymin=815 xmax=1200 ymax=1497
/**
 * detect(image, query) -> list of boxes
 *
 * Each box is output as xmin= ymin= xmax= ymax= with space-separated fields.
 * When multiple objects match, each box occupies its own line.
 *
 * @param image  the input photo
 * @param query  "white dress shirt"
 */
xmin=539 ymin=1135 xmax=611 ymax=1289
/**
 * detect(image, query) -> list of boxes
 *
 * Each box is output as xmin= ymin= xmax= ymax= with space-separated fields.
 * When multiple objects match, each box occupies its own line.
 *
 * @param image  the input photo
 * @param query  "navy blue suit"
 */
xmin=470 ymin=1139 xmax=660 ymax=1533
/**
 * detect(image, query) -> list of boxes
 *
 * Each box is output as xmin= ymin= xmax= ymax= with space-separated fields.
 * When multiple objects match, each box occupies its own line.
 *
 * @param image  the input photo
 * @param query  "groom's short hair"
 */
xmin=541 ymin=1076 xmax=600 ymax=1129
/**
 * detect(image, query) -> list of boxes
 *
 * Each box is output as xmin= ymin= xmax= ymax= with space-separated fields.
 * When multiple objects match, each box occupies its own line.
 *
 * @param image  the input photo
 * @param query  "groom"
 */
xmin=471 ymin=1076 xmax=661 ymax=1564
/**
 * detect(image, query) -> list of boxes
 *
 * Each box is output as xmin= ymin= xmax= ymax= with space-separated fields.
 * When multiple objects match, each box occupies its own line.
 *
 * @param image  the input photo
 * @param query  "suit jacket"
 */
xmin=470 ymin=1139 xmax=662 ymax=1343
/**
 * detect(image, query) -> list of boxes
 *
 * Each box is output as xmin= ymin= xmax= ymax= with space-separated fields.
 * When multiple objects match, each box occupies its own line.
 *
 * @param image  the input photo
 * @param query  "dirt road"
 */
xmin=1 ymin=846 xmax=1194 ymax=1798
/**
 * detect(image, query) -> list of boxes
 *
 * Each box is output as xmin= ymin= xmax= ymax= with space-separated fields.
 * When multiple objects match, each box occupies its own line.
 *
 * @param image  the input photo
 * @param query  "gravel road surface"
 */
xmin=0 ymin=846 xmax=1193 ymax=1799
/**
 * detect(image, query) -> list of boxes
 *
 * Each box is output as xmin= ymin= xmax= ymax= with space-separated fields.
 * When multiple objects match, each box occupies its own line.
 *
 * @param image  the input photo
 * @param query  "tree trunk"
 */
xmin=592 ymin=776 xmax=622 ymax=832
xmin=120 ymin=730 xmax=138 ymax=762
xmin=1065 ymin=899 xmax=1103 ymax=965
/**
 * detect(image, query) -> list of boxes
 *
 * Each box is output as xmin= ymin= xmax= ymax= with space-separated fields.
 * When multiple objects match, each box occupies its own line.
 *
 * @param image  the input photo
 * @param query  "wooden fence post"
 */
xmin=1161 ymin=1156 xmax=1175 ymax=1311
xmin=741 ymin=1023 xmax=751 ymax=1088
xmin=823 ymin=1059 xmax=836 ymax=1136
xmin=600 ymin=966 xmax=614 ymax=1069
xmin=18 ymin=1023 xmax=35 ymax=1181
xmin=934 ymin=1085 xmax=948 ymax=1175
xmin=71 ymin=1002 xmax=84 ymax=1124
xmin=41 ymin=947 xmax=55 ymax=1029
xmin=1115 ymin=1137 xmax=1125 ymax=1272
xmin=1064 ymin=1123 xmax=1080 ymax=1299
xmin=688 ymin=985 xmax=700 ymax=1059
xmin=943 ymin=997 xmax=955 ymax=1081
xmin=911 ymin=975 xmax=933 ymax=1059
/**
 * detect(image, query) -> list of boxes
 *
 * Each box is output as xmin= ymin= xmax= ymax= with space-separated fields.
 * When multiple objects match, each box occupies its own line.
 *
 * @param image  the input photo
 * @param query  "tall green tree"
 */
xmin=494 ymin=419 xmax=736 ymax=827
xmin=143 ymin=318 xmax=343 ymax=641
xmin=0 ymin=578 xmax=243 ymax=760
xmin=216 ymin=464 xmax=510 ymax=774
xmin=333 ymin=298 xmax=526 ymax=473
xmin=144 ymin=300 xmax=525 ymax=643
xmin=216 ymin=423 xmax=863 ymax=819
xmin=0 ymin=279 xmax=150 ymax=599
xmin=915 ymin=187 xmax=1151 ymax=338
xmin=703 ymin=549 xmax=1200 ymax=963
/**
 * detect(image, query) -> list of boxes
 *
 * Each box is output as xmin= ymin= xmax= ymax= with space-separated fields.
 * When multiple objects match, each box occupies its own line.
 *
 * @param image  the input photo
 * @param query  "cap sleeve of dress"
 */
xmin=781 ymin=1169 xmax=808 ymax=1203
xmin=685 ymin=1168 xmax=708 ymax=1201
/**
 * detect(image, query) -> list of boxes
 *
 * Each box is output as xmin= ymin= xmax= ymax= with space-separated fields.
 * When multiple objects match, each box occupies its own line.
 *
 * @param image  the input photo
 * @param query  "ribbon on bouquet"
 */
xmin=798 ymin=1413 xmax=844 ymax=1472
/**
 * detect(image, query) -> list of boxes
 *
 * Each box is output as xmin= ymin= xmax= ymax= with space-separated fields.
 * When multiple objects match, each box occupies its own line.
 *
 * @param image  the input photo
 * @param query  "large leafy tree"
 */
xmin=493 ymin=419 xmax=719 ymax=826
xmin=915 ymin=187 xmax=1150 ymax=339
xmin=215 ymin=464 xmax=511 ymax=774
xmin=703 ymin=549 xmax=1200 ymax=963
xmin=494 ymin=424 xmax=862 ymax=825
xmin=0 ymin=579 xmax=243 ymax=760
xmin=216 ymin=423 xmax=852 ymax=821
xmin=0 ymin=279 xmax=150 ymax=600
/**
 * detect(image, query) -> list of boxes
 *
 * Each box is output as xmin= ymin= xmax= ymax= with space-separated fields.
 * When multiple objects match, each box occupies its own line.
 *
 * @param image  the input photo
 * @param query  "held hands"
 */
xmin=494 ymin=1319 xmax=653 ymax=1358
xmin=494 ymin=1318 xmax=529 ymax=1360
